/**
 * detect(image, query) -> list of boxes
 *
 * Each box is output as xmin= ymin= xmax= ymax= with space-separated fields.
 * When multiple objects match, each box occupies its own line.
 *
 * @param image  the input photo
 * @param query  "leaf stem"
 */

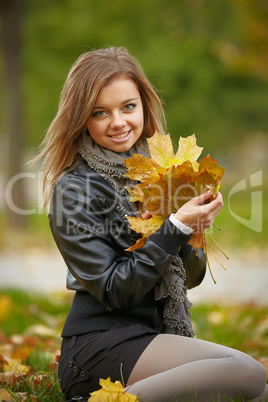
xmin=207 ymin=231 xmax=229 ymax=260
xmin=213 ymin=223 xmax=222 ymax=231
xmin=204 ymin=233 xmax=217 ymax=284
xmin=120 ymin=363 xmax=125 ymax=388
xmin=205 ymin=243 xmax=217 ymax=284
xmin=206 ymin=243 xmax=227 ymax=270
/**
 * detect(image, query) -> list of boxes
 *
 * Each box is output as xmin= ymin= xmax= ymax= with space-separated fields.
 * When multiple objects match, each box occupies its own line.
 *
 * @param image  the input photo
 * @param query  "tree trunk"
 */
xmin=1 ymin=0 xmax=26 ymax=226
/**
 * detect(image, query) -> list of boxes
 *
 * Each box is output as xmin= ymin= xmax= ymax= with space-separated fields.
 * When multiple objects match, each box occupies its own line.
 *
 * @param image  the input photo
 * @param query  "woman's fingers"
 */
xmin=195 ymin=190 xmax=213 ymax=205
xmin=174 ymin=191 xmax=223 ymax=232
xmin=197 ymin=192 xmax=224 ymax=231
xmin=205 ymin=192 xmax=224 ymax=216
xmin=141 ymin=210 xmax=152 ymax=220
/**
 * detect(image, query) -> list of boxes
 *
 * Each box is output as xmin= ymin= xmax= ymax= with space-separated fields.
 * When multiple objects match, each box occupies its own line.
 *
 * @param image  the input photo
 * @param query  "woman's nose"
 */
xmin=110 ymin=112 xmax=126 ymax=129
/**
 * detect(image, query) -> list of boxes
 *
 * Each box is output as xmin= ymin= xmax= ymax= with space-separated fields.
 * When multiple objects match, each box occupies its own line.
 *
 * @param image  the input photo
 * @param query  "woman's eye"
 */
xmin=123 ymin=103 xmax=136 ymax=112
xmin=92 ymin=110 xmax=107 ymax=118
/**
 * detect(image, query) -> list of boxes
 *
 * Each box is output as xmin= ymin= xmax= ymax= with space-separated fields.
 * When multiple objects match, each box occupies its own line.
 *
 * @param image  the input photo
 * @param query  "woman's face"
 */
xmin=86 ymin=76 xmax=144 ymax=152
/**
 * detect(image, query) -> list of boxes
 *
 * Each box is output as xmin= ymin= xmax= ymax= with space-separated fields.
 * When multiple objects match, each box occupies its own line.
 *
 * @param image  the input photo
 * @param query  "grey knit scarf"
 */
xmin=76 ymin=131 xmax=194 ymax=337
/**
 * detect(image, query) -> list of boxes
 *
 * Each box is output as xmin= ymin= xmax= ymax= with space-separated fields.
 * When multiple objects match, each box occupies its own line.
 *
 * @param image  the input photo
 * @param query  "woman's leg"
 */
xmin=127 ymin=334 xmax=267 ymax=401
xmin=250 ymin=384 xmax=268 ymax=402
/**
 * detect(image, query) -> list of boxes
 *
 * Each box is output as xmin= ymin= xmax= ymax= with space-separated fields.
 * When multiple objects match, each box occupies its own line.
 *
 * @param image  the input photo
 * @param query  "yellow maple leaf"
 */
xmin=174 ymin=133 xmax=203 ymax=167
xmin=126 ymin=216 xmax=165 ymax=252
xmin=124 ymin=154 xmax=160 ymax=184
xmin=126 ymin=183 xmax=150 ymax=203
xmin=89 ymin=377 xmax=139 ymax=401
xmin=147 ymin=132 xmax=175 ymax=167
xmin=3 ymin=358 xmax=30 ymax=374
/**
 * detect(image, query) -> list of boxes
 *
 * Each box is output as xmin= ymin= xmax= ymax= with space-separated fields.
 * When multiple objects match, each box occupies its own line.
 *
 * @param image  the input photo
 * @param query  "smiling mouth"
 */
xmin=109 ymin=130 xmax=131 ymax=139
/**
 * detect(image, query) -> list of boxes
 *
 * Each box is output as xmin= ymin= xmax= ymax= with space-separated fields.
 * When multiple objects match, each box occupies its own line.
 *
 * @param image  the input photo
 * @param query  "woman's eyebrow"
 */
xmin=93 ymin=97 xmax=139 ymax=110
xmin=122 ymin=97 xmax=139 ymax=104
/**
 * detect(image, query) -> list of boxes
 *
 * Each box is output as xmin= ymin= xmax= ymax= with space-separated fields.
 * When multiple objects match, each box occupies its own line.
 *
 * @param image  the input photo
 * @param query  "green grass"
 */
xmin=2 ymin=370 xmax=63 ymax=402
xmin=0 ymin=288 xmax=72 ymax=336
xmin=0 ymin=289 xmax=267 ymax=401
xmin=192 ymin=303 xmax=268 ymax=359
xmin=0 ymin=289 xmax=71 ymax=401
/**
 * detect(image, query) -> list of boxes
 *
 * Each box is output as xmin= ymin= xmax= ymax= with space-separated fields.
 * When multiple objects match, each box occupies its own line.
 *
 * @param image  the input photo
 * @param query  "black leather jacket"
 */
xmin=49 ymin=161 xmax=206 ymax=337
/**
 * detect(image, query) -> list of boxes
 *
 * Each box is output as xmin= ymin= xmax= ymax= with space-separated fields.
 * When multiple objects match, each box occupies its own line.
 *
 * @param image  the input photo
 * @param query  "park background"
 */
xmin=1 ymin=0 xmax=268 ymax=249
xmin=0 ymin=0 xmax=267 ymax=400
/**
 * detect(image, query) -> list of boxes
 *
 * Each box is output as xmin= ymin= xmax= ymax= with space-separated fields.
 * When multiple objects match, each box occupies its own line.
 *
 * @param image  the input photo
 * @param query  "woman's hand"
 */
xmin=141 ymin=190 xmax=223 ymax=233
xmin=174 ymin=191 xmax=223 ymax=233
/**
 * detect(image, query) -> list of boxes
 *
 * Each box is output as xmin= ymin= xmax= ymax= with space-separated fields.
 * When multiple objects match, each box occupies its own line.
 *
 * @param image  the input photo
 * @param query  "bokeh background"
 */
xmin=0 ymin=4 xmax=268 ymax=397
xmin=0 ymin=0 xmax=267 ymax=289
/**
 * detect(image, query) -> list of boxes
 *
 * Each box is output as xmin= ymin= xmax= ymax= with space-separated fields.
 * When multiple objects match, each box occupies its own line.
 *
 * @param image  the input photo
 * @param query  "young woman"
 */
xmin=33 ymin=47 xmax=267 ymax=401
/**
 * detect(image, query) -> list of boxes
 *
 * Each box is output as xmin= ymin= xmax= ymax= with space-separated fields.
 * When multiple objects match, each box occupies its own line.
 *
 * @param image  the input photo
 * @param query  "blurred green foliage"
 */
xmin=193 ymin=302 xmax=268 ymax=359
xmin=1 ymin=0 xmax=265 ymax=153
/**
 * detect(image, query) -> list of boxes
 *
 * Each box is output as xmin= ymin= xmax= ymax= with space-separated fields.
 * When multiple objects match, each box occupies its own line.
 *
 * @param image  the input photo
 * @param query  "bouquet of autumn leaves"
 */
xmin=124 ymin=132 xmax=227 ymax=282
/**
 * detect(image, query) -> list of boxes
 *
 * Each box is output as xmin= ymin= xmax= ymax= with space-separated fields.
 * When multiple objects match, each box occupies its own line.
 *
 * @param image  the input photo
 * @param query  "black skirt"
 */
xmin=58 ymin=322 xmax=159 ymax=400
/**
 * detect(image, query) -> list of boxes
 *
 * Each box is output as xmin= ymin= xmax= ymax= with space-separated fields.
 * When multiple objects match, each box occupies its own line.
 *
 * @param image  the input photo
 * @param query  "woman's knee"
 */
xmin=245 ymin=359 xmax=267 ymax=397
xmin=232 ymin=352 xmax=267 ymax=398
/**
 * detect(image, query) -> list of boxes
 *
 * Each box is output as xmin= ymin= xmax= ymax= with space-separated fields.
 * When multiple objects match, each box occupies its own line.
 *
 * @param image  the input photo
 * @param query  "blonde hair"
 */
xmin=31 ymin=46 xmax=166 ymax=208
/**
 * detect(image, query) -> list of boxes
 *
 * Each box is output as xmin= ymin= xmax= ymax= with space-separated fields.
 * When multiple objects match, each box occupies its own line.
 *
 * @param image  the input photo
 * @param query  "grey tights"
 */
xmin=126 ymin=334 xmax=267 ymax=401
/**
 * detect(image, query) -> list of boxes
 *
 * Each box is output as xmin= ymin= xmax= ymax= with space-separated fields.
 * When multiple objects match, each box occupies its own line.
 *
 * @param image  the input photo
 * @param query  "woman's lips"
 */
xmin=109 ymin=130 xmax=132 ymax=142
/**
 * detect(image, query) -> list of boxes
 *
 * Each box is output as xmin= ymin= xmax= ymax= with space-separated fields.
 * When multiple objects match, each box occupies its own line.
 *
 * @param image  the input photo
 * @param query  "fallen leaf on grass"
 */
xmin=0 ymin=335 xmax=61 ymax=401
xmin=24 ymin=324 xmax=59 ymax=338
xmin=32 ymin=373 xmax=52 ymax=389
xmin=0 ymin=371 xmax=24 ymax=387
xmin=11 ymin=345 xmax=33 ymax=361
xmin=0 ymin=388 xmax=13 ymax=402
xmin=2 ymin=358 xmax=30 ymax=374
xmin=0 ymin=346 xmax=13 ymax=359
xmin=90 ymin=377 xmax=139 ymax=401
xmin=15 ymin=392 xmax=37 ymax=402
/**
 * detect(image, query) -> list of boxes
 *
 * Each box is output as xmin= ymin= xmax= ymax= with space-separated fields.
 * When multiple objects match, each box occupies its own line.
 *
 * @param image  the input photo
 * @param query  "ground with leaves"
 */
xmin=0 ymin=289 xmax=69 ymax=401
xmin=0 ymin=289 xmax=267 ymax=401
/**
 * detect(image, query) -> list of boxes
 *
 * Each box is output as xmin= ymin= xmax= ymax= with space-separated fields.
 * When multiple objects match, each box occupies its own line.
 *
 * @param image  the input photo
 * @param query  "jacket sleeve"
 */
xmin=179 ymin=244 xmax=206 ymax=289
xmin=49 ymin=174 xmax=192 ymax=311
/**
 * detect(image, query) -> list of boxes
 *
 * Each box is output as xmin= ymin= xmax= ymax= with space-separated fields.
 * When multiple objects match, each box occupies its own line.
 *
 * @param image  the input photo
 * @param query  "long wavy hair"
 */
xmin=31 ymin=47 xmax=166 ymax=209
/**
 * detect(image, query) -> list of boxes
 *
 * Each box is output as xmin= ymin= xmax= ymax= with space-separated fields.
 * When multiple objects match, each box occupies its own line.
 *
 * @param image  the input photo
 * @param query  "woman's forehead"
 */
xmin=94 ymin=77 xmax=140 ymax=106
